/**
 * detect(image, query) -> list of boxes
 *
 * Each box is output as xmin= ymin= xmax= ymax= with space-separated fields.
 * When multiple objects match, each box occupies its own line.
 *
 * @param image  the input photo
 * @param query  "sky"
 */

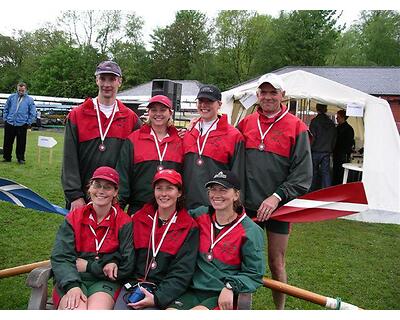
xmin=1 ymin=0 xmax=399 ymax=47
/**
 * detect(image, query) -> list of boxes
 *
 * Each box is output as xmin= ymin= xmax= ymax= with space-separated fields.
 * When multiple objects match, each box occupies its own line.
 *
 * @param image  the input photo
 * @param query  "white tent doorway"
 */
xmin=221 ymin=70 xmax=400 ymax=224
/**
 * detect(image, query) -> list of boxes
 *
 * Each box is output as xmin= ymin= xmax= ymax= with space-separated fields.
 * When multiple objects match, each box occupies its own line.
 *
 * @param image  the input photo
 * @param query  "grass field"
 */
xmin=0 ymin=128 xmax=399 ymax=310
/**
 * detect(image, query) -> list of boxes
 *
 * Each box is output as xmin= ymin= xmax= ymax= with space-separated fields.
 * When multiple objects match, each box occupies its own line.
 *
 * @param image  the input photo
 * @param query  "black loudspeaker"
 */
xmin=151 ymin=79 xmax=182 ymax=111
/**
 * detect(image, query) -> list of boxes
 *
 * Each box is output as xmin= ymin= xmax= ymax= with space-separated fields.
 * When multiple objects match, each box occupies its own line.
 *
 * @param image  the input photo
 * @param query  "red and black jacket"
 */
xmin=62 ymin=98 xmax=141 ymax=204
xmin=130 ymin=203 xmax=199 ymax=309
xmin=237 ymin=105 xmax=312 ymax=211
xmin=116 ymin=124 xmax=183 ymax=214
xmin=182 ymin=114 xmax=245 ymax=209
xmin=51 ymin=203 xmax=134 ymax=293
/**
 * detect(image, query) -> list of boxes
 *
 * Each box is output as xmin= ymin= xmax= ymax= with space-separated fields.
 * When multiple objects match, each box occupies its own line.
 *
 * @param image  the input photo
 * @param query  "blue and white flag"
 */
xmin=0 ymin=177 xmax=68 ymax=216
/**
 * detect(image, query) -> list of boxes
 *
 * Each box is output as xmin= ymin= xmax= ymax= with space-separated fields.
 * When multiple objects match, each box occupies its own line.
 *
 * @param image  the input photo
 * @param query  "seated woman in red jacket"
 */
xmin=51 ymin=166 xmax=134 ymax=310
xmin=114 ymin=169 xmax=199 ymax=310
xmin=168 ymin=170 xmax=266 ymax=310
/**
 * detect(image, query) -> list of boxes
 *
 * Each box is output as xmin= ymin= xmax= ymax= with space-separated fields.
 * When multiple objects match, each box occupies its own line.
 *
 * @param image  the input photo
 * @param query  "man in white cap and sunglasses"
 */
xmin=237 ymin=73 xmax=312 ymax=309
xmin=62 ymin=60 xmax=142 ymax=210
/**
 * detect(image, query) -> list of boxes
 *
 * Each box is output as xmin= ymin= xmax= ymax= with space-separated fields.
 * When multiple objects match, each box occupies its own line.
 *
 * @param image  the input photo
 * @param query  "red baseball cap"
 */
xmin=91 ymin=166 xmax=119 ymax=185
xmin=148 ymin=95 xmax=173 ymax=109
xmin=152 ymin=169 xmax=182 ymax=188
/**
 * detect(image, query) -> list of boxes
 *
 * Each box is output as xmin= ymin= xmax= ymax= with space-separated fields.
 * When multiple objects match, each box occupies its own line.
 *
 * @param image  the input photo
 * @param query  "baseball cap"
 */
xmin=196 ymin=84 xmax=221 ymax=102
xmin=205 ymin=170 xmax=241 ymax=190
xmin=95 ymin=61 xmax=122 ymax=77
xmin=148 ymin=95 xmax=173 ymax=109
xmin=152 ymin=169 xmax=182 ymax=188
xmin=91 ymin=166 xmax=120 ymax=185
xmin=257 ymin=73 xmax=285 ymax=91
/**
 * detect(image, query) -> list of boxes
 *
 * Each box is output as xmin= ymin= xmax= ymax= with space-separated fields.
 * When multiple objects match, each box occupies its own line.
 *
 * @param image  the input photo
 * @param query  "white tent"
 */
xmin=221 ymin=70 xmax=400 ymax=224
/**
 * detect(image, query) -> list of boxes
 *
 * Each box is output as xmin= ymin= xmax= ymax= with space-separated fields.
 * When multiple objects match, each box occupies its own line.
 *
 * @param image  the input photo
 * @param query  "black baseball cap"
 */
xmin=95 ymin=60 xmax=122 ymax=77
xmin=197 ymin=84 xmax=221 ymax=102
xmin=205 ymin=170 xmax=241 ymax=190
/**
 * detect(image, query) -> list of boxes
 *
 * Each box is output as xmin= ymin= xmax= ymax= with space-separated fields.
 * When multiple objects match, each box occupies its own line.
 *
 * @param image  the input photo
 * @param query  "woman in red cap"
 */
xmin=51 ymin=166 xmax=134 ymax=310
xmin=116 ymin=95 xmax=184 ymax=215
xmin=114 ymin=169 xmax=199 ymax=310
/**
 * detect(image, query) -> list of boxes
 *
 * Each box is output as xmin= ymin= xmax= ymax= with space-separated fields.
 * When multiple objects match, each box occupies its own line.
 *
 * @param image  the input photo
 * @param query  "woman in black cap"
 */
xmin=182 ymin=84 xmax=245 ymax=210
xmin=168 ymin=170 xmax=265 ymax=310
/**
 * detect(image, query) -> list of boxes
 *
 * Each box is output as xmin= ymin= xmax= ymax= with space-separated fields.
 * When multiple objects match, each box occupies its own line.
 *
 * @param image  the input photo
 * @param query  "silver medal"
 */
xmin=258 ymin=143 xmax=265 ymax=151
xmin=206 ymin=252 xmax=213 ymax=262
xmin=150 ymin=260 xmax=157 ymax=270
xmin=196 ymin=158 xmax=204 ymax=166
xmin=99 ymin=143 xmax=106 ymax=152
xmin=157 ymin=165 xmax=164 ymax=171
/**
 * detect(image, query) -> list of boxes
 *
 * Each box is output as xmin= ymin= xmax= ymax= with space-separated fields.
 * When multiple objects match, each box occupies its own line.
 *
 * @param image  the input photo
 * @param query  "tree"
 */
xmin=31 ymin=44 xmax=103 ymax=97
xmin=253 ymin=10 xmax=343 ymax=72
xmin=150 ymin=10 xmax=212 ymax=79
xmin=359 ymin=10 xmax=400 ymax=66
xmin=58 ymin=10 xmax=123 ymax=55
xmin=213 ymin=11 xmax=272 ymax=88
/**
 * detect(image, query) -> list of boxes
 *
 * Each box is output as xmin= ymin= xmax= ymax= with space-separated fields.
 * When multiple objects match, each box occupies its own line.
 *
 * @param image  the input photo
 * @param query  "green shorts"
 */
xmin=56 ymin=278 xmax=121 ymax=301
xmin=245 ymin=208 xmax=291 ymax=235
xmin=168 ymin=288 xmax=219 ymax=310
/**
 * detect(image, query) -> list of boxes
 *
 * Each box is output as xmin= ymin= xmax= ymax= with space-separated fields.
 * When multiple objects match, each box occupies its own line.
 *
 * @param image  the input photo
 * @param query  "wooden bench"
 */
xmin=26 ymin=265 xmax=252 ymax=310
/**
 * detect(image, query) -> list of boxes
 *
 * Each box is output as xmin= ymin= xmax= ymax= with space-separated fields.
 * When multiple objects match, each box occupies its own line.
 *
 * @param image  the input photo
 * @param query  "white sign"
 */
xmin=239 ymin=93 xmax=258 ymax=110
xmin=346 ymin=102 xmax=364 ymax=117
xmin=38 ymin=136 xmax=57 ymax=148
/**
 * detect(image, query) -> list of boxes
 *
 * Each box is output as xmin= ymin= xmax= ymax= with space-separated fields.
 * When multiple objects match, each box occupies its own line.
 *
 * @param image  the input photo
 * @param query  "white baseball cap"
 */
xmin=257 ymin=73 xmax=285 ymax=91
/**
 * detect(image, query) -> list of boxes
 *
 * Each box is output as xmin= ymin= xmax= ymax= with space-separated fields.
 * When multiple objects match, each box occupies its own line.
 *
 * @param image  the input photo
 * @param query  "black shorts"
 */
xmin=245 ymin=208 xmax=291 ymax=235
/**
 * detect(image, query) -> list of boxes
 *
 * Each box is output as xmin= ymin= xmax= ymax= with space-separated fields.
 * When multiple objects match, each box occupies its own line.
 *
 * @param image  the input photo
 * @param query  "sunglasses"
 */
xmin=91 ymin=181 xmax=115 ymax=191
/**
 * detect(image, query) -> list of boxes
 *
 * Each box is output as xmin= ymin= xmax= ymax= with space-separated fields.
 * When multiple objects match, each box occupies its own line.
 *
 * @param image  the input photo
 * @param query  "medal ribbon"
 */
xmin=151 ymin=210 xmax=177 ymax=259
xmin=196 ymin=118 xmax=219 ymax=158
xmin=88 ymin=206 xmax=117 ymax=255
xmin=94 ymin=98 xmax=118 ymax=147
xmin=209 ymin=213 xmax=246 ymax=254
xmin=151 ymin=128 xmax=168 ymax=165
xmin=257 ymin=107 xmax=289 ymax=147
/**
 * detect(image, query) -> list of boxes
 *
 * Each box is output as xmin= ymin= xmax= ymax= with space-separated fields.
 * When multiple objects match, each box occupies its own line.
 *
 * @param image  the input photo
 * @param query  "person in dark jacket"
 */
xmin=237 ymin=73 xmax=312 ymax=309
xmin=116 ymin=95 xmax=183 ymax=215
xmin=309 ymin=103 xmax=337 ymax=190
xmin=51 ymin=166 xmax=134 ymax=310
xmin=61 ymin=60 xmax=141 ymax=210
xmin=168 ymin=170 xmax=265 ymax=310
xmin=332 ymin=109 xmax=355 ymax=185
xmin=2 ymin=82 xmax=36 ymax=164
xmin=114 ymin=169 xmax=199 ymax=310
xmin=182 ymin=84 xmax=245 ymax=209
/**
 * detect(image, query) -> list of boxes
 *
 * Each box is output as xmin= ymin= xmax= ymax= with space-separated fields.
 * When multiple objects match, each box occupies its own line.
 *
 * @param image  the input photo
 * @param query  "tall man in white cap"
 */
xmin=237 ymin=73 xmax=312 ymax=309
xmin=62 ymin=61 xmax=142 ymax=210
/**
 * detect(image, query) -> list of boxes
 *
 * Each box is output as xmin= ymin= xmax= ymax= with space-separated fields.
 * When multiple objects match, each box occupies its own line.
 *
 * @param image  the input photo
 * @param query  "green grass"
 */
xmin=0 ymin=128 xmax=399 ymax=310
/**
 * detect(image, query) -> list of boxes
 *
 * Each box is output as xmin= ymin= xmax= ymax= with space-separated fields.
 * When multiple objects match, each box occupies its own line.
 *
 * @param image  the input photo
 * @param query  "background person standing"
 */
xmin=2 ymin=82 xmax=36 ymax=164
xmin=309 ymin=103 xmax=336 ymax=191
xmin=332 ymin=109 xmax=355 ymax=185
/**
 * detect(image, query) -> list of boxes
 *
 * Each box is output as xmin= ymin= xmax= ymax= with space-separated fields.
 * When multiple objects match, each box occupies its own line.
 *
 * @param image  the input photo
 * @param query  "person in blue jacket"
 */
xmin=2 ymin=82 xmax=36 ymax=164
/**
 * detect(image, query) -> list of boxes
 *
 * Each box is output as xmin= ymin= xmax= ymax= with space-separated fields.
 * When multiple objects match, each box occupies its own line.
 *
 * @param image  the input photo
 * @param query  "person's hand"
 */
xmin=127 ymin=286 xmax=155 ymax=309
xmin=103 ymin=262 xmax=118 ymax=280
xmin=76 ymin=258 xmax=88 ymax=272
xmin=70 ymin=198 xmax=86 ymax=210
xmin=177 ymin=127 xmax=187 ymax=139
xmin=218 ymin=287 xmax=234 ymax=310
xmin=63 ymin=287 xmax=87 ymax=310
xmin=256 ymin=194 xmax=280 ymax=222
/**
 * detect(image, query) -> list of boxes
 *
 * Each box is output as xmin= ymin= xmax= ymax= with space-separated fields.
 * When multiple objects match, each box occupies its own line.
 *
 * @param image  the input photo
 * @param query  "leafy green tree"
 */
xmin=359 ymin=10 xmax=400 ymax=66
xmin=150 ymin=10 xmax=212 ymax=79
xmin=253 ymin=10 xmax=343 ymax=72
xmin=31 ymin=44 xmax=103 ymax=98
xmin=213 ymin=11 xmax=272 ymax=88
xmin=0 ymin=34 xmax=22 ymax=91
